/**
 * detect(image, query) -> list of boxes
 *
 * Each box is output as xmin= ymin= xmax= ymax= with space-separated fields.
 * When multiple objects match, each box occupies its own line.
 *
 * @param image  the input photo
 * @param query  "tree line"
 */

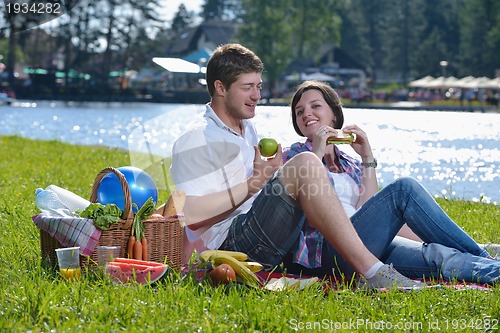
xmin=0 ymin=0 xmax=498 ymax=99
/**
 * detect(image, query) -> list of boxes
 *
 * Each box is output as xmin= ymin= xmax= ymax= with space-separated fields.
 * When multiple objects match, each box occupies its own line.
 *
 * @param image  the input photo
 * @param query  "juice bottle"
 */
xmin=60 ymin=267 xmax=81 ymax=280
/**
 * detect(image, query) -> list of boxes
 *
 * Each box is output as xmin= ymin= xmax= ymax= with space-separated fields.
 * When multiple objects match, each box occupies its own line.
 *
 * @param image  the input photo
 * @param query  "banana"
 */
xmin=242 ymin=261 xmax=264 ymax=273
xmin=200 ymin=250 xmax=248 ymax=262
xmin=209 ymin=253 xmax=261 ymax=287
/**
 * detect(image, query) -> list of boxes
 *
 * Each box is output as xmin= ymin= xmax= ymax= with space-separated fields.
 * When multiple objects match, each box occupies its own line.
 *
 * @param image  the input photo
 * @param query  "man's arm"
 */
xmin=183 ymin=145 xmax=282 ymax=231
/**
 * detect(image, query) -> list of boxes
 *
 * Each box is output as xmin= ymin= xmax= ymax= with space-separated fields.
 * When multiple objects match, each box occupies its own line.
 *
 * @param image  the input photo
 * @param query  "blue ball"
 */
xmin=97 ymin=166 xmax=158 ymax=212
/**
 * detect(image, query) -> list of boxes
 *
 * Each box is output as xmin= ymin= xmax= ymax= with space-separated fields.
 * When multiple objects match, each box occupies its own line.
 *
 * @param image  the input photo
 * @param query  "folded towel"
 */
xmin=32 ymin=214 xmax=101 ymax=256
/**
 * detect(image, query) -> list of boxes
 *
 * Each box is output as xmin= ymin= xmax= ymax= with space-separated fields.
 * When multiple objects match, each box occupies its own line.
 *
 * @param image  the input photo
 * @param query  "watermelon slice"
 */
xmin=105 ymin=258 xmax=168 ymax=284
xmin=113 ymin=257 xmax=167 ymax=267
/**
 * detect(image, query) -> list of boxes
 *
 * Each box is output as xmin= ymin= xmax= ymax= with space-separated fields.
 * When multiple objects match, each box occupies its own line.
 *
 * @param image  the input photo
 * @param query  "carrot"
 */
xmin=133 ymin=239 xmax=143 ymax=259
xmin=127 ymin=236 xmax=136 ymax=258
xmin=141 ymin=237 xmax=148 ymax=261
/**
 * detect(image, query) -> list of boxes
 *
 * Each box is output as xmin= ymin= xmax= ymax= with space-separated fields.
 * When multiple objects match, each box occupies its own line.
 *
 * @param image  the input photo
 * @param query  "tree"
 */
xmin=171 ymin=4 xmax=195 ymax=35
xmin=200 ymin=0 xmax=244 ymax=22
xmin=236 ymin=0 xmax=342 ymax=95
xmin=289 ymin=0 xmax=341 ymax=61
xmin=235 ymin=0 xmax=294 ymax=95
xmin=459 ymin=0 xmax=500 ymax=76
xmin=338 ymin=0 xmax=388 ymax=80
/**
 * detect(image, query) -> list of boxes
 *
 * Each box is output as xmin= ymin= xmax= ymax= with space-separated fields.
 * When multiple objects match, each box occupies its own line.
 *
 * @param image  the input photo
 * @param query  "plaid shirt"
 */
xmin=282 ymin=140 xmax=363 ymax=268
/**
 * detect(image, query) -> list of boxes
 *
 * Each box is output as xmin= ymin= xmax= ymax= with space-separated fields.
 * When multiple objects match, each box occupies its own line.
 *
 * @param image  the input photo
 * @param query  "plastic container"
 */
xmin=46 ymin=185 xmax=91 ymax=212
xmin=35 ymin=187 xmax=71 ymax=217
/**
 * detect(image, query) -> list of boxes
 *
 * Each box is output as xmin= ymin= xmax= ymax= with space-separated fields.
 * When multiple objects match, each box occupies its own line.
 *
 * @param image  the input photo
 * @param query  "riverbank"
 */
xmin=5 ymin=95 xmax=499 ymax=113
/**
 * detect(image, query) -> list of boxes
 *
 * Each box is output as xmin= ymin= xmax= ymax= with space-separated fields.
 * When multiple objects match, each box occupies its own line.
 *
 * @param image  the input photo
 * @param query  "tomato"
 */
xmin=208 ymin=263 xmax=236 ymax=285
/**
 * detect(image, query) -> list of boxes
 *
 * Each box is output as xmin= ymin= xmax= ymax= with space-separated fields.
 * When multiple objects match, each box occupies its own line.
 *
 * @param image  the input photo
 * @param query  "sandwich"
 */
xmin=327 ymin=131 xmax=355 ymax=145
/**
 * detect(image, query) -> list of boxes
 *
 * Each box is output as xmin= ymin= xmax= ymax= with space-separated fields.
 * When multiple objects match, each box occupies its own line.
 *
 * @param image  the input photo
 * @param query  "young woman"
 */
xmin=282 ymin=80 xmax=499 ymax=284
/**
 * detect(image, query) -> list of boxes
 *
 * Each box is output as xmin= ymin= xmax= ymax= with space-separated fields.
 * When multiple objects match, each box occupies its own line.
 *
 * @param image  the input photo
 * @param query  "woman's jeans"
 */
xmin=284 ymin=177 xmax=499 ymax=284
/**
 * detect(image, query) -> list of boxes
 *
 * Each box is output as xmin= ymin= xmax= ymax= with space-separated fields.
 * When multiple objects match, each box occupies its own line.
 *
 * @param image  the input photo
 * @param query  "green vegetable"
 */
xmin=77 ymin=203 xmax=123 ymax=230
xmin=131 ymin=197 xmax=155 ymax=241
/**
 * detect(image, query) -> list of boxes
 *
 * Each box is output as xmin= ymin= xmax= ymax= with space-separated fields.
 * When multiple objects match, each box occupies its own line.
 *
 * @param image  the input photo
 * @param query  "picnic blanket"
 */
xmin=32 ymin=214 xmax=101 ymax=256
xmin=180 ymin=265 xmax=491 ymax=292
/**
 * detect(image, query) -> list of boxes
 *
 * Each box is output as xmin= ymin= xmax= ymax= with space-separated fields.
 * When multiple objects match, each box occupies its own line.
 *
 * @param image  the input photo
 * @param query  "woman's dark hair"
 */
xmin=290 ymin=80 xmax=344 ymax=136
xmin=206 ymin=43 xmax=264 ymax=96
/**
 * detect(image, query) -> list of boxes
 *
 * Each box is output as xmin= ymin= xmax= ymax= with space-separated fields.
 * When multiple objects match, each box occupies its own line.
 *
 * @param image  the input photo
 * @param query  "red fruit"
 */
xmin=208 ymin=263 xmax=236 ymax=285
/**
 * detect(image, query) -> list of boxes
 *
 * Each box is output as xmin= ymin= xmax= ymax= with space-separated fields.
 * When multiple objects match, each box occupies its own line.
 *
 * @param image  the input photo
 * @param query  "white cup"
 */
xmin=55 ymin=246 xmax=81 ymax=280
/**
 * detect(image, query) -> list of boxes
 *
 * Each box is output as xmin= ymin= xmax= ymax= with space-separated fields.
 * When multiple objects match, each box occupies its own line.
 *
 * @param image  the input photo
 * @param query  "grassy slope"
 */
xmin=0 ymin=136 xmax=498 ymax=332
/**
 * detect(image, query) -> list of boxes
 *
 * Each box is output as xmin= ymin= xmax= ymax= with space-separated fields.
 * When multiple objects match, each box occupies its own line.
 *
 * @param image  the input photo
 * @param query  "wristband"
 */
xmin=361 ymin=158 xmax=377 ymax=168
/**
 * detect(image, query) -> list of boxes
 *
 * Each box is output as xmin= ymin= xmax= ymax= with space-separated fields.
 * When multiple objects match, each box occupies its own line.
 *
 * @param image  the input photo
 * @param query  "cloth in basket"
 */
xmin=33 ymin=213 xmax=101 ymax=256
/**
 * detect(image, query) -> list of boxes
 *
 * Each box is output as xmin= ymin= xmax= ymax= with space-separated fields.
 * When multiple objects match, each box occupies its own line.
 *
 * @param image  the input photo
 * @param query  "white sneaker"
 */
xmin=480 ymin=243 xmax=500 ymax=259
xmin=358 ymin=264 xmax=425 ymax=290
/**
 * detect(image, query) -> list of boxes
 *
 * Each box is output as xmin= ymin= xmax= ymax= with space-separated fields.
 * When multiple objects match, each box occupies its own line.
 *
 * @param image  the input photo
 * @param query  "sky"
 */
xmin=159 ymin=0 xmax=204 ymax=23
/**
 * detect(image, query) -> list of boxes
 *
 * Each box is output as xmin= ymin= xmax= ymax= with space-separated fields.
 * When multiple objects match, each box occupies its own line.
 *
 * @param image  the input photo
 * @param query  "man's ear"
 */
xmin=214 ymin=80 xmax=226 ymax=96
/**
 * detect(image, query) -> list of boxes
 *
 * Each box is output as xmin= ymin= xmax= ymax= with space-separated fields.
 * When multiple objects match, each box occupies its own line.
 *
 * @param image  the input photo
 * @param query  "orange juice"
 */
xmin=60 ymin=267 xmax=81 ymax=280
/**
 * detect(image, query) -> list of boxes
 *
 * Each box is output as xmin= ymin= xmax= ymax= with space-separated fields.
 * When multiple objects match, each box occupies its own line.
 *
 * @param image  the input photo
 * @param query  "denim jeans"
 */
xmin=219 ymin=176 xmax=306 ymax=271
xmin=284 ymin=177 xmax=499 ymax=284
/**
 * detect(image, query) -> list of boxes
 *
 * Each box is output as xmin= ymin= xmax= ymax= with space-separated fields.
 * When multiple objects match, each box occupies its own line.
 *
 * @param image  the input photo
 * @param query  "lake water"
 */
xmin=1 ymin=101 xmax=499 ymax=204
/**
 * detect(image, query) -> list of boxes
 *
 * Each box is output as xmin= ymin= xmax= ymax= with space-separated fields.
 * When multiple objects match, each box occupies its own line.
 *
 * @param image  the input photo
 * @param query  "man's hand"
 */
xmin=248 ymin=144 xmax=282 ymax=195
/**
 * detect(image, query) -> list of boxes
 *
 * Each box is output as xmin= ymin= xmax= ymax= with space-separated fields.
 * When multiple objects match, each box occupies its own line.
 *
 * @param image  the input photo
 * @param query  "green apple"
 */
xmin=258 ymin=138 xmax=278 ymax=157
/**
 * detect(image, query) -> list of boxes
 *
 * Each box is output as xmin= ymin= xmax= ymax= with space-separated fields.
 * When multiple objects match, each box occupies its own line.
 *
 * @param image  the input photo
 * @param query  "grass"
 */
xmin=1 ymin=135 xmax=499 ymax=332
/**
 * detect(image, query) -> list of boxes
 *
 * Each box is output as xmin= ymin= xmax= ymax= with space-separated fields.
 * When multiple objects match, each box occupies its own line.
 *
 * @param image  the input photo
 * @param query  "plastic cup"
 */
xmin=55 ymin=246 xmax=81 ymax=280
xmin=97 ymin=246 xmax=121 ymax=266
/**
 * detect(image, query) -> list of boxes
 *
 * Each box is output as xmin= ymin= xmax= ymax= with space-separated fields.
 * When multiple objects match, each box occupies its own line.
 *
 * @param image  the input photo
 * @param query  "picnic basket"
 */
xmin=40 ymin=167 xmax=185 ymax=270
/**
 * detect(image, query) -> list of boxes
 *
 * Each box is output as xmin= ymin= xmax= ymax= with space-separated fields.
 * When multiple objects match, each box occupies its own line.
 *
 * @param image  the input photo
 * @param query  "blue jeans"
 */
xmin=284 ymin=177 xmax=499 ymax=284
xmin=220 ymin=176 xmax=306 ymax=270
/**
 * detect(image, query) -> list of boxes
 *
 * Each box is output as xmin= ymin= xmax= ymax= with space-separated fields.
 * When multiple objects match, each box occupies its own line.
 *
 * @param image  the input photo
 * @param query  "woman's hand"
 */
xmin=342 ymin=124 xmax=374 ymax=161
xmin=312 ymin=125 xmax=334 ymax=159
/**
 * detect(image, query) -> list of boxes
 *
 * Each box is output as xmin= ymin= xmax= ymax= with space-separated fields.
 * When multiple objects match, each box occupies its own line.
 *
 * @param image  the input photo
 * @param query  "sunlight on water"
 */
xmin=1 ymin=101 xmax=498 ymax=204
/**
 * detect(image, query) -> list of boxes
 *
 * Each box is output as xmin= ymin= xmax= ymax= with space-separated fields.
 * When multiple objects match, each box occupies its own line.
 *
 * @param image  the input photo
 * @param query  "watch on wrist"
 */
xmin=361 ymin=158 xmax=377 ymax=168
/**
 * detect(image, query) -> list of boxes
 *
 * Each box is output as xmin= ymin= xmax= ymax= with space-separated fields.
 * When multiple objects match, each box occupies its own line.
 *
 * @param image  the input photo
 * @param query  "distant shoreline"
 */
xmin=5 ymin=97 xmax=499 ymax=113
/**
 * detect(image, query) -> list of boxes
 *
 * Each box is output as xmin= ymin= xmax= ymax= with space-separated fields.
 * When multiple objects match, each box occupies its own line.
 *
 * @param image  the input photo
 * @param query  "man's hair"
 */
xmin=290 ymin=80 xmax=344 ymax=136
xmin=206 ymin=43 xmax=264 ymax=96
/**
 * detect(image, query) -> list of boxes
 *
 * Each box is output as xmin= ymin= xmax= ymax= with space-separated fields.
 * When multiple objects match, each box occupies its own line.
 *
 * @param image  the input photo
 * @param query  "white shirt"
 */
xmin=171 ymin=104 xmax=259 ymax=252
xmin=330 ymin=172 xmax=360 ymax=217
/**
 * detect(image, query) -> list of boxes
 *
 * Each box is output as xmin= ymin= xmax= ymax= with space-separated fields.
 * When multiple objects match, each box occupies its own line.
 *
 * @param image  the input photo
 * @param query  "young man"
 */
xmin=170 ymin=43 xmax=422 ymax=289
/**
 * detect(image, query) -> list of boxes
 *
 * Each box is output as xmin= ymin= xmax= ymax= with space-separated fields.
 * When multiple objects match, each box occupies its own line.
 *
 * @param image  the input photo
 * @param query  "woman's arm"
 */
xmin=342 ymin=124 xmax=378 ymax=208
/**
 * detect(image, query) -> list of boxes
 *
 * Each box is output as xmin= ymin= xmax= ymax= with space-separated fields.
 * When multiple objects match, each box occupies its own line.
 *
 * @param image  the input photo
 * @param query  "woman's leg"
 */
xmin=382 ymin=238 xmax=500 ymax=284
xmin=290 ymin=177 xmax=491 ymax=278
xmin=369 ymin=177 xmax=489 ymax=257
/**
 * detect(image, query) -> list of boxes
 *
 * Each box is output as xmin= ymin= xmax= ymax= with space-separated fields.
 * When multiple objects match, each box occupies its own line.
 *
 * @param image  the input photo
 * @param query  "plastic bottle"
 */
xmin=46 ymin=185 xmax=90 ymax=212
xmin=35 ymin=187 xmax=71 ymax=217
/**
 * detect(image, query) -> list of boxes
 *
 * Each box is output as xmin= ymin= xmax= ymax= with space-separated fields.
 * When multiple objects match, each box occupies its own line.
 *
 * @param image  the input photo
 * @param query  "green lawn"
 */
xmin=1 ymin=135 xmax=498 ymax=332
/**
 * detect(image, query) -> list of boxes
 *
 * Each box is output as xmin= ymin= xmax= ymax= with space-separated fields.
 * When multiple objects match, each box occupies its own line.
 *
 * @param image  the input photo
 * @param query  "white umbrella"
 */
xmin=424 ymin=76 xmax=460 ymax=89
xmin=461 ymin=76 xmax=491 ymax=89
xmin=408 ymin=75 xmax=435 ymax=88
xmin=301 ymin=72 xmax=337 ymax=81
xmin=454 ymin=76 xmax=476 ymax=88
xmin=475 ymin=77 xmax=499 ymax=89
xmin=487 ymin=77 xmax=500 ymax=90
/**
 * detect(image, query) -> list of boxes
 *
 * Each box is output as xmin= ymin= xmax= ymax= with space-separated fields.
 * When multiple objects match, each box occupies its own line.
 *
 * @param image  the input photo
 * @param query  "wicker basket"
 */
xmin=40 ymin=167 xmax=184 ymax=270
